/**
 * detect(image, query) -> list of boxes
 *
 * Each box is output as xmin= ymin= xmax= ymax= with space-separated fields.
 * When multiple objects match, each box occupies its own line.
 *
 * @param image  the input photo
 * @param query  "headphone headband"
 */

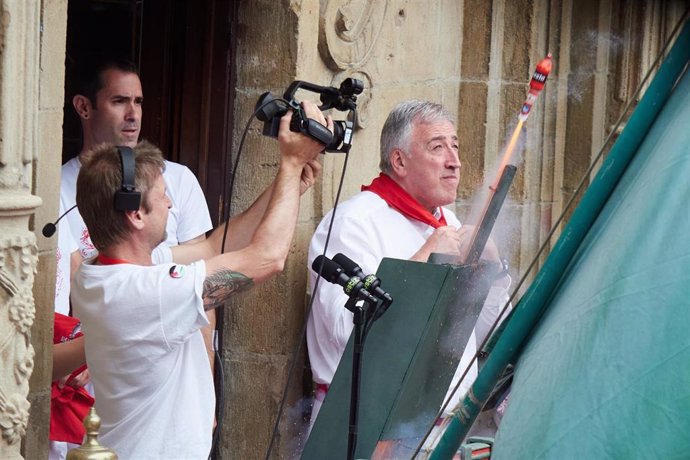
xmin=114 ymin=146 xmax=141 ymax=211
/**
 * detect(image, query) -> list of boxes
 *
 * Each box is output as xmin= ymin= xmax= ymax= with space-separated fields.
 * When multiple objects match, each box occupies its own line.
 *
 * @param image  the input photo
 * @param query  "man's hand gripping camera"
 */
xmin=255 ymin=78 xmax=364 ymax=153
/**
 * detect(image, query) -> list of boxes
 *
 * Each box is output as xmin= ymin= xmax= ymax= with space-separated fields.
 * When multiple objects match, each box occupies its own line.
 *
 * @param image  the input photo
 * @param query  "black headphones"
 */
xmin=42 ymin=146 xmax=141 ymax=237
xmin=114 ymin=146 xmax=141 ymax=211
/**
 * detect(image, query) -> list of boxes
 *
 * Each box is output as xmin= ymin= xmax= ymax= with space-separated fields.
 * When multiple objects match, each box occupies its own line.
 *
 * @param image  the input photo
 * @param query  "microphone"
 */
xmin=312 ymin=255 xmax=377 ymax=304
xmin=42 ymin=204 xmax=77 ymax=238
xmin=332 ymin=253 xmax=393 ymax=306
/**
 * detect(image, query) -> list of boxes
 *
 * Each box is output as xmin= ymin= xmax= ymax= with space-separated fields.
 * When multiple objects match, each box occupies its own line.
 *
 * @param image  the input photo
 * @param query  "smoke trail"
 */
xmin=281 ymin=395 xmax=313 ymax=460
xmin=465 ymin=118 xmax=527 ymax=228
xmin=567 ymin=30 xmax=624 ymax=103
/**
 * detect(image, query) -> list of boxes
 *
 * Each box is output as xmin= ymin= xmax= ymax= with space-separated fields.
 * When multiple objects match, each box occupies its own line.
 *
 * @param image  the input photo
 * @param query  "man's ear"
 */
xmin=73 ymin=95 xmax=92 ymax=120
xmin=390 ymin=149 xmax=407 ymax=177
xmin=124 ymin=210 xmax=145 ymax=231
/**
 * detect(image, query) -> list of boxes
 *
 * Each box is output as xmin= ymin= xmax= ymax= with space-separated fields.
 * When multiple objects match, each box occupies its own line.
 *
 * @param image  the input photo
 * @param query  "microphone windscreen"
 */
xmin=42 ymin=223 xmax=57 ymax=238
xmin=312 ymin=255 xmax=342 ymax=283
xmin=333 ymin=253 xmax=361 ymax=276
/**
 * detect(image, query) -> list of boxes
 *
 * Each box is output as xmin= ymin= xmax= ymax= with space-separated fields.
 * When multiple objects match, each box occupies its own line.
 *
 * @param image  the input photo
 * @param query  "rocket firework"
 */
xmin=463 ymin=53 xmax=554 ymax=264
xmin=518 ymin=53 xmax=553 ymax=121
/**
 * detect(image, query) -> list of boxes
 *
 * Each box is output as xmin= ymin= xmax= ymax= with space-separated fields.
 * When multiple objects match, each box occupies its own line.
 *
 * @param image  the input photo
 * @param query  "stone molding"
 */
xmin=318 ymin=1 xmax=387 ymax=130
xmin=0 ymin=236 xmax=36 ymax=441
xmin=318 ymin=1 xmax=389 ymax=71
xmin=0 ymin=1 xmax=42 ymax=458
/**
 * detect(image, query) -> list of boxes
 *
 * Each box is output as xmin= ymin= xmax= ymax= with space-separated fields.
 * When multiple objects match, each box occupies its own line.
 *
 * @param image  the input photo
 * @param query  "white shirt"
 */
xmin=71 ymin=255 xmax=213 ymax=459
xmin=306 ymin=190 xmax=509 ymax=412
xmin=56 ymin=155 xmax=212 ymax=315
xmin=59 ymin=156 xmax=212 ymax=259
xmin=54 ymin=215 xmax=78 ymax=315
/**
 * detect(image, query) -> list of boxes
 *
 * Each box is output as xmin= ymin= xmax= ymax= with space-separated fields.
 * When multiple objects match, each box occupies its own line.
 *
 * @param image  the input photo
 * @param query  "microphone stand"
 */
xmin=344 ymin=295 xmax=377 ymax=460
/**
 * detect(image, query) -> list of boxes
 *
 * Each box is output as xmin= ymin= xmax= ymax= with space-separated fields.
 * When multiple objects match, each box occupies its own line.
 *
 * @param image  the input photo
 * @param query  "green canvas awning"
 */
xmin=492 ymin=56 xmax=690 ymax=459
xmin=431 ymin=17 xmax=690 ymax=460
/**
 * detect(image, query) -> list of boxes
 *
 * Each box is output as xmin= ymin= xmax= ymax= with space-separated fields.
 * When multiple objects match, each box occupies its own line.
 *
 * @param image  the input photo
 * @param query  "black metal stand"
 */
xmin=344 ymin=296 xmax=376 ymax=460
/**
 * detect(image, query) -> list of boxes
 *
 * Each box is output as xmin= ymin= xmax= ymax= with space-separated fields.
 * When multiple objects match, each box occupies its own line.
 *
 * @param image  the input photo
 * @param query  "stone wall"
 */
xmin=24 ymin=2 xmax=69 ymax=458
xmin=220 ymin=2 xmax=304 ymax=457
xmin=0 ymin=1 xmax=67 ymax=459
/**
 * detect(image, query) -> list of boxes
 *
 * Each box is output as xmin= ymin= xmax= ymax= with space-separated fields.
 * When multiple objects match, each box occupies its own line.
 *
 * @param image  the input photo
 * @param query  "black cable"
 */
xmin=208 ymin=348 xmax=225 ymax=459
xmin=220 ymin=97 xmax=292 ymax=253
xmin=363 ymin=298 xmax=383 ymax=338
xmin=264 ymin=112 xmax=356 ymax=459
xmin=208 ymin=96 xmax=293 ymax=460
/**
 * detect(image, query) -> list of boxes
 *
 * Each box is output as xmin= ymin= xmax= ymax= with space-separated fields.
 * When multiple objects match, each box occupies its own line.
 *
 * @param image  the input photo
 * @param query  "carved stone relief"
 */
xmin=319 ymin=1 xmax=388 ymax=130
xmin=319 ymin=0 xmax=388 ymax=70
xmin=0 ymin=2 xmax=42 ymax=458
xmin=0 ymin=232 xmax=37 ymax=448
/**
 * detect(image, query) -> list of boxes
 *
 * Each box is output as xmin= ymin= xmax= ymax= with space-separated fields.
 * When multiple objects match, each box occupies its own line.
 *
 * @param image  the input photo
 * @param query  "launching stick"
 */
xmin=464 ymin=165 xmax=517 ymax=265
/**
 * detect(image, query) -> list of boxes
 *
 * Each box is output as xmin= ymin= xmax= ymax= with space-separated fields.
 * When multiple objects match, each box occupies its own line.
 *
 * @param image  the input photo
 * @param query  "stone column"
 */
xmin=0 ymin=1 xmax=43 ymax=459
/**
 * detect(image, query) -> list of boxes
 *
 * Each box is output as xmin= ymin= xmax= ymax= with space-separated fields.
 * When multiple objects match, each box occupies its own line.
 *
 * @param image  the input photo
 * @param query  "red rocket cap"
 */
xmin=536 ymin=53 xmax=553 ymax=76
xmin=529 ymin=53 xmax=553 ymax=92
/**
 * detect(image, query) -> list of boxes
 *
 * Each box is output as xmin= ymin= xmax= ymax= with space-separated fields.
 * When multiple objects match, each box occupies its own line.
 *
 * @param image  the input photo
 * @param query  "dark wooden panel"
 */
xmin=64 ymin=0 xmax=238 ymax=226
xmin=140 ymin=0 xmax=237 ymax=225
xmin=62 ymin=0 xmax=140 ymax=164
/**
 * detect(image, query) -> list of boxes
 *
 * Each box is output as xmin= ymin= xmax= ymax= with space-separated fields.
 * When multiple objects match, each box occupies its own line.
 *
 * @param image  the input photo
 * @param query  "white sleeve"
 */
xmin=173 ymin=166 xmax=212 ymax=243
xmin=57 ymin=210 xmax=79 ymax=255
xmin=54 ymin=219 xmax=78 ymax=315
xmin=308 ymin=213 xmax=384 ymax=357
xmin=152 ymin=246 xmax=173 ymax=264
xmin=475 ymin=276 xmax=513 ymax=346
xmin=158 ymin=260 xmax=209 ymax=346
xmin=60 ymin=159 xmax=98 ymax=259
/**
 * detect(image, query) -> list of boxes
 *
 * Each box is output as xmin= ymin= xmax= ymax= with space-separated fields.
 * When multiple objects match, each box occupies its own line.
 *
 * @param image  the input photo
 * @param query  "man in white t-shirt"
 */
xmin=71 ymin=104 xmax=328 ymax=458
xmin=60 ymin=57 xmax=214 ymax=360
xmin=306 ymin=101 xmax=511 ymax=433
xmin=51 ymin=57 xmax=214 ymax=459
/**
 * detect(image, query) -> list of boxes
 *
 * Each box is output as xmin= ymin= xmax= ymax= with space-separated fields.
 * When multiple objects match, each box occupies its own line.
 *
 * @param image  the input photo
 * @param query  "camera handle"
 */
xmin=283 ymin=80 xmax=333 ymax=108
xmin=284 ymin=79 xmax=361 ymax=112
xmin=289 ymin=106 xmax=334 ymax=146
xmin=256 ymin=77 xmax=362 ymax=152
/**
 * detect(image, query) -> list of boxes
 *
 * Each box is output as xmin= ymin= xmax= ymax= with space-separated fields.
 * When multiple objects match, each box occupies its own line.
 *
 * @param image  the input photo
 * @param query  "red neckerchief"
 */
xmin=97 ymin=253 xmax=131 ymax=265
xmin=361 ymin=173 xmax=447 ymax=228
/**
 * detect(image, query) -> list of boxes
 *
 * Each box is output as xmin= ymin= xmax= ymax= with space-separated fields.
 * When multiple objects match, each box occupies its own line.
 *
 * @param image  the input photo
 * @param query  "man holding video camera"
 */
xmin=70 ymin=103 xmax=330 ymax=458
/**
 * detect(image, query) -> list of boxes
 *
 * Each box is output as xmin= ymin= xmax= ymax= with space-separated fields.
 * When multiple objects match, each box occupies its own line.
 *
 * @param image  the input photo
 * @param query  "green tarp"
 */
xmin=492 ymin=67 xmax=690 ymax=458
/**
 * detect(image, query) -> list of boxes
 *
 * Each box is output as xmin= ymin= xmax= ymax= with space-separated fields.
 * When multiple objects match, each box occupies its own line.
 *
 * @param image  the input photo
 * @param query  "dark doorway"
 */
xmin=63 ymin=0 xmax=238 ymax=225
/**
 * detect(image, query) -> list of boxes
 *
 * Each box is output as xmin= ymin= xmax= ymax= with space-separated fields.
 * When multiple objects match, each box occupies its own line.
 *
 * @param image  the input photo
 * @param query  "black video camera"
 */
xmin=255 ymin=78 xmax=364 ymax=153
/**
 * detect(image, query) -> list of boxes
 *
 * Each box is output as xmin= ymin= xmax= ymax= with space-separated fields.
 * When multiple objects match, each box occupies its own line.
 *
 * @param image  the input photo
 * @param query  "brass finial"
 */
xmin=66 ymin=407 xmax=118 ymax=460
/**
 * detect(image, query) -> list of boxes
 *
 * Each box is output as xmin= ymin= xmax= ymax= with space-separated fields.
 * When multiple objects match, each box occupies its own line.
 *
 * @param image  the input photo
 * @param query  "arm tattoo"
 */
xmin=203 ymin=269 xmax=254 ymax=310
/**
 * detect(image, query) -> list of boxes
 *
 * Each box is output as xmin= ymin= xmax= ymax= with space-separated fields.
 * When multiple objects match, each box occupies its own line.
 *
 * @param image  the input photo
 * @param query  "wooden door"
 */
xmin=63 ymin=0 xmax=238 ymax=225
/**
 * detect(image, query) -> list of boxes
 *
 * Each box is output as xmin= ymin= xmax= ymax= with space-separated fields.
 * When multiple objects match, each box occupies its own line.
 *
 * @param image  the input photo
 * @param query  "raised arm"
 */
xmin=171 ymin=156 xmax=324 ymax=264
xmin=204 ymin=157 xmax=323 ymax=254
xmin=192 ymin=102 xmax=330 ymax=309
xmin=52 ymin=336 xmax=86 ymax=381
